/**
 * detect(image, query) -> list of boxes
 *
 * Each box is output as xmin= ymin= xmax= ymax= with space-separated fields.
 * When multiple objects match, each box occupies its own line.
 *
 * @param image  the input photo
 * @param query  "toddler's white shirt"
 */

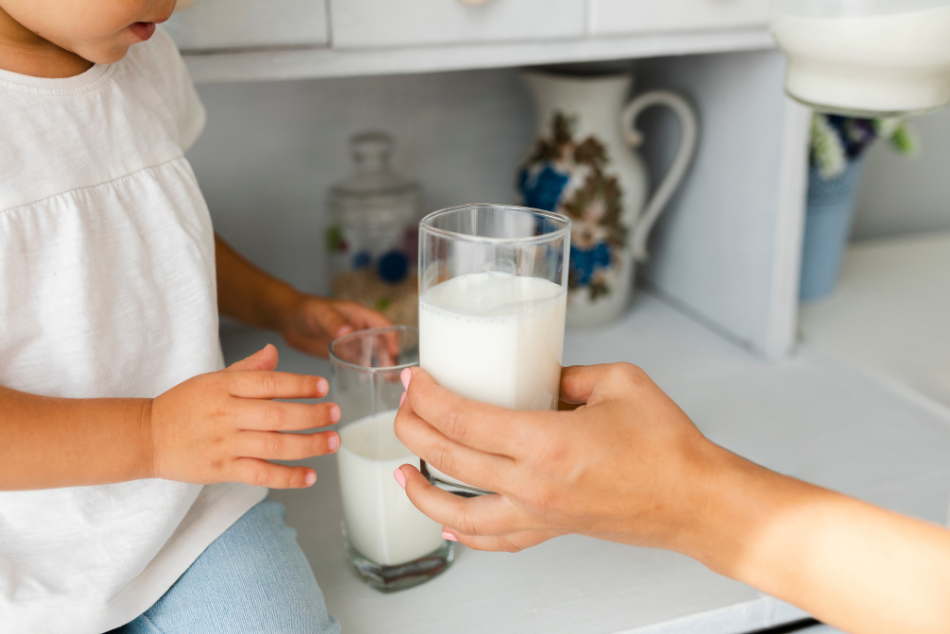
xmin=0 ymin=28 xmax=267 ymax=633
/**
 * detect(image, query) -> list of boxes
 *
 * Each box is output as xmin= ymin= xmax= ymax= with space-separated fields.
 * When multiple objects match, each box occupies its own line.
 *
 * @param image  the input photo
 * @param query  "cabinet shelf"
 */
xmin=182 ymin=28 xmax=774 ymax=83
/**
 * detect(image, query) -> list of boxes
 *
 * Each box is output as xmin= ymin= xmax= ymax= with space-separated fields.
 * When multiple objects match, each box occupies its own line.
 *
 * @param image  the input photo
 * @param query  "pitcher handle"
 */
xmin=621 ymin=91 xmax=698 ymax=262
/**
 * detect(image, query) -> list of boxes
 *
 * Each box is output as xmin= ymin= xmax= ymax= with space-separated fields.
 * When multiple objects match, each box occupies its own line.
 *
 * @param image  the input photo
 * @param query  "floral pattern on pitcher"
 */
xmin=517 ymin=112 xmax=628 ymax=301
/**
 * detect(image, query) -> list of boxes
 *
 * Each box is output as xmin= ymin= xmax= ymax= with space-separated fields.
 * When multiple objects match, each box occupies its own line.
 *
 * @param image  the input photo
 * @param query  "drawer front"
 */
xmin=588 ymin=0 xmax=770 ymax=35
xmin=164 ymin=0 xmax=328 ymax=52
xmin=331 ymin=0 xmax=586 ymax=48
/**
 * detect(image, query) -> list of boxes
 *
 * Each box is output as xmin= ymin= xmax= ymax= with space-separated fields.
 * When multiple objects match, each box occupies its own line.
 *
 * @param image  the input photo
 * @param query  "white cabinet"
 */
xmin=588 ymin=0 xmax=771 ymax=36
xmin=330 ymin=0 xmax=586 ymax=48
xmin=163 ymin=0 xmax=328 ymax=52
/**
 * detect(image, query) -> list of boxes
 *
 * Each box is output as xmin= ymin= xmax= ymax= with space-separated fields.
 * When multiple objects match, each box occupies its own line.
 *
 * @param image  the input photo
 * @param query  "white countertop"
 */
xmin=801 ymin=232 xmax=950 ymax=413
xmin=221 ymin=288 xmax=950 ymax=634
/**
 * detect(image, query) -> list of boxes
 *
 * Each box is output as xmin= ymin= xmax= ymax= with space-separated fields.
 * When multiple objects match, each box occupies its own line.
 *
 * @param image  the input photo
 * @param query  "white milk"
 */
xmin=772 ymin=6 xmax=950 ymax=114
xmin=419 ymin=272 xmax=567 ymax=488
xmin=337 ymin=410 xmax=445 ymax=566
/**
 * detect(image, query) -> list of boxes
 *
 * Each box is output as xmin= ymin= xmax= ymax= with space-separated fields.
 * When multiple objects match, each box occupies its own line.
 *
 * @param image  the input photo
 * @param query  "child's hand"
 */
xmin=280 ymin=294 xmax=391 ymax=358
xmin=148 ymin=345 xmax=340 ymax=489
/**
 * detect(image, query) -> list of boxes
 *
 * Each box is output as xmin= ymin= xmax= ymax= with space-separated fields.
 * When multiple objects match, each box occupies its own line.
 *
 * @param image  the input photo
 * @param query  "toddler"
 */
xmin=0 ymin=1 xmax=386 ymax=632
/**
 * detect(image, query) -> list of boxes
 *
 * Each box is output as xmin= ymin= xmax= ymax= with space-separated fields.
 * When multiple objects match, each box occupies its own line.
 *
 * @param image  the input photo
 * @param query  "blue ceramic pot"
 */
xmin=799 ymin=158 xmax=866 ymax=301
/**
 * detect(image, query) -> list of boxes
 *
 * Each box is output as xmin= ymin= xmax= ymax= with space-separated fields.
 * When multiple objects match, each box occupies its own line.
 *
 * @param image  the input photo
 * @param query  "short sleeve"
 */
xmin=177 ymin=74 xmax=207 ymax=152
xmin=148 ymin=27 xmax=207 ymax=152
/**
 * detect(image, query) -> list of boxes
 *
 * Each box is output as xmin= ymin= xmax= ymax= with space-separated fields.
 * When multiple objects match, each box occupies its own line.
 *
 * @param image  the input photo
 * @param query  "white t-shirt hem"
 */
xmin=103 ymin=483 xmax=268 ymax=633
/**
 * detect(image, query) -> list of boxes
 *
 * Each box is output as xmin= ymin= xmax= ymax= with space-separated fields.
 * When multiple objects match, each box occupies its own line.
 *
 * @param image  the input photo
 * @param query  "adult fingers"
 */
xmin=239 ymin=430 xmax=340 ymax=461
xmin=395 ymin=404 xmax=514 ymax=494
xmin=403 ymin=367 xmax=547 ymax=457
xmin=225 ymin=344 xmax=279 ymax=373
xmin=238 ymin=400 xmax=340 ymax=431
xmin=228 ymin=371 xmax=329 ymax=400
xmin=397 ymin=464 xmax=535 ymax=536
xmin=559 ymin=363 xmax=648 ymax=405
xmin=230 ymin=457 xmax=316 ymax=489
xmin=443 ymin=529 xmax=563 ymax=553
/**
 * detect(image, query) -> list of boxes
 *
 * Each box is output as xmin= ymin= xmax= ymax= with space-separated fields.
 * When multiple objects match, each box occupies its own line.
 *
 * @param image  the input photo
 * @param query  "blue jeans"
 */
xmin=110 ymin=501 xmax=340 ymax=634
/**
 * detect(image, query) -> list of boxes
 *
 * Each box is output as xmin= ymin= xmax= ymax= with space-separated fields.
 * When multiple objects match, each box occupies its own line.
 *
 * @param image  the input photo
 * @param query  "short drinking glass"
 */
xmin=330 ymin=326 xmax=453 ymax=592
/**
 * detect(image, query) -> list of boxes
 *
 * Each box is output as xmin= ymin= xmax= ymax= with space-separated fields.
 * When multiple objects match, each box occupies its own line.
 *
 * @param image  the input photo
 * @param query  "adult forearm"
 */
xmin=0 ymin=385 xmax=153 ymax=490
xmin=693 ymin=447 xmax=950 ymax=634
xmin=215 ymin=234 xmax=298 ymax=332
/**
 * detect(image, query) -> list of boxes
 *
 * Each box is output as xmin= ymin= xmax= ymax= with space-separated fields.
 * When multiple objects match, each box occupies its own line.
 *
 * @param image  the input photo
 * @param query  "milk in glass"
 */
xmin=419 ymin=272 xmax=567 ymax=487
xmin=337 ymin=410 xmax=445 ymax=565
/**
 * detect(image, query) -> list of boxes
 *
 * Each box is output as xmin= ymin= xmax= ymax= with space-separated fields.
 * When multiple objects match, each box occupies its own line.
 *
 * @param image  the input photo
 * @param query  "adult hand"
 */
xmin=279 ymin=294 xmax=391 ymax=358
xmin=148 ymin=344 xmax=341 ymax=489
xmin=393 ymin=364 xmax=724 ymax=555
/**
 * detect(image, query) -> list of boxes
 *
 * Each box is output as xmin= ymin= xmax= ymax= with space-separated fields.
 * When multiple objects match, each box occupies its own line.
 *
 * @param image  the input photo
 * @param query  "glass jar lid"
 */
xmin=329 ymin=131 xmax=420 ymax=225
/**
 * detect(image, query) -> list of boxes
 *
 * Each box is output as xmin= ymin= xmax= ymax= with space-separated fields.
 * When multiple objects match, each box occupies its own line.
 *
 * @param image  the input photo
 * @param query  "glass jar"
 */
xmin=326 ymin=131 xmax=421 ymax=325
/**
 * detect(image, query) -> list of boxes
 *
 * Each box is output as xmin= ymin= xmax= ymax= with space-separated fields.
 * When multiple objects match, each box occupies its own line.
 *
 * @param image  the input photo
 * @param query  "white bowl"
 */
xmin=772 ymin=0 xmax=950 ymax=117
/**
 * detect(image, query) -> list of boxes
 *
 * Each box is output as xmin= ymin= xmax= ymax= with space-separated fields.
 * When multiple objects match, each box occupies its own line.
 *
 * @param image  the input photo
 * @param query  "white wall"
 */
xmin=190 ymin=52 xmax=805 ymax=357
xmin=187 ymin=68 xmax=536 ymax=299
xmin=852 ymin=108 xmax=950 ymax=240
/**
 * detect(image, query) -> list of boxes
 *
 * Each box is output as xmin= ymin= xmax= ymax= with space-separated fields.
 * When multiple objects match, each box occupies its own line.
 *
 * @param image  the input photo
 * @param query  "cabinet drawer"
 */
xmin=331 ymin=0 xmax=586 ymax=48
xmin=588 ymin=0 xmax=770 ymax=35
xmin=164 ymin=0 xmax=328 ymax=52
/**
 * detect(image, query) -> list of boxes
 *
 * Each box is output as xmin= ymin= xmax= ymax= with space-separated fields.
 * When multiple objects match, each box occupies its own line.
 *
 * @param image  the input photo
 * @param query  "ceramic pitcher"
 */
xmin=518 ymin=70 xmax=698 ymax=327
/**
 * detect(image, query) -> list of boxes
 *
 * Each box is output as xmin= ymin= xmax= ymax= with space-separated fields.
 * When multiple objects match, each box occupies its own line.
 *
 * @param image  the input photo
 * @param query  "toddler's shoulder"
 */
xmin=121 ymin=27 xmax=206 ymax=152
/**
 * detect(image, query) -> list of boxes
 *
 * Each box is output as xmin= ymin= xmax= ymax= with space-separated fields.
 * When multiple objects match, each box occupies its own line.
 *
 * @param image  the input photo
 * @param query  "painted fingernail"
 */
xmin=327 ymin=433 xmax=340 ymax=452
xmin=337 ymin=326 xmax=353 ymax=337
xmin=401 ymin=368 xmax=412 ymax=390
xmin=329 ymin=405 xmax=341 ymax=423
xmin=305 ymin=470 xmax=317 ymax=486
xmin=316 ymin=378 xmax=329 ymax=395
xmin=399 ymin=392 xmax=406 ymax=407
xmin=393 ymin=467 xmax=406 ymax=490
xmin=442 ymin=531 xmax=458 ymax=542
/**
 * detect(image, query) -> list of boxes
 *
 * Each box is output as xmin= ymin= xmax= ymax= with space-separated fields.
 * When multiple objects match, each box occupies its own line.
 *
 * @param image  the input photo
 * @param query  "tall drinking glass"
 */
xmin=418 ymin=204 xmax=571 ymax=496
xmin=330 ymin=326 xmax=453 ymax=592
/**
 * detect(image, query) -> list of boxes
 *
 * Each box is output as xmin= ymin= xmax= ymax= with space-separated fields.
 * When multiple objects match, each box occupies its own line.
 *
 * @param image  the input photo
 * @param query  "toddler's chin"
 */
xmin=78 ymin=43 xmax=134 ymax=66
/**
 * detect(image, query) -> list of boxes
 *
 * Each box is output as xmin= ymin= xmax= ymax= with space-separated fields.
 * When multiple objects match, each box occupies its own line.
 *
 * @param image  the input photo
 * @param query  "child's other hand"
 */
xmin=280 ymin=294 xmax=391 ymax=358
xmin=148 ymin=345 xmax=340 ymax=489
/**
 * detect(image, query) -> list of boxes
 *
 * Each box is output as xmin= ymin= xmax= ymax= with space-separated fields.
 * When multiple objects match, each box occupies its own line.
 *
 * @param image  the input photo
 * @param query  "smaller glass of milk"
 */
xmin=772 ymin=0 xmax=950 ymax=117
xmin=330 ymin=326 xmax=453 ymax=592
xmin=418 ymin=204 xmax=571 ymax=496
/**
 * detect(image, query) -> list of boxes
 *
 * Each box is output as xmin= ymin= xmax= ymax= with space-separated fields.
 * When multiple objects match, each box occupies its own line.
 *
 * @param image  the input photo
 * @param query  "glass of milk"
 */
xmin=329 ymin=326 xmax=453 ymax=592
xmin=772 ymin=0 xmax=950 ymax=117
xmin=418 ymin=204 xmax=571 ymax=496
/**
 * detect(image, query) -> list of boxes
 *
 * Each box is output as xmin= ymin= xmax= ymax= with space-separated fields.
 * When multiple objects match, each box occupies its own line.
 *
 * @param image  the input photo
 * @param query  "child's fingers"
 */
xmin=228 ymin=371 xmax=328 ymax=400
xmin=309 ymin=302 xmax=352 ymax=339
xmin=334 ymin=300 xmax=392 ymax=329
xmin=239 ymin=429 xmax=340 ymax=461
xmin=225 ymin=344 xmax=279 ymax=372
xmin=230 ymin=458 xmax=317 ymax=489
xmin=238 ymin=401 xmax=340 ymax=431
